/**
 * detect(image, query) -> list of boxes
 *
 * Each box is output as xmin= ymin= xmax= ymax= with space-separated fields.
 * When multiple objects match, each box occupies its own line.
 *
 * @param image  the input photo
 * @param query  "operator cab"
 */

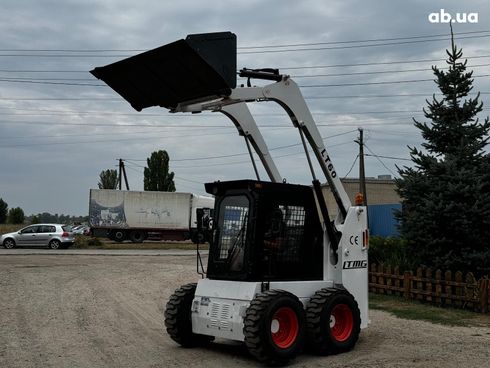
xmin=205 ymin=180 xmax=323 ymax=282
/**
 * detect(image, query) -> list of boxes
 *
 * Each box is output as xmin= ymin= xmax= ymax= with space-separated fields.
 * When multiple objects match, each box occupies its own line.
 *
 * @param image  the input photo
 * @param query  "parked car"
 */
xmin=72 ymin=225 xmax=90 ymax=235
xmin=1 ymin=224 xmax=75 ymax=249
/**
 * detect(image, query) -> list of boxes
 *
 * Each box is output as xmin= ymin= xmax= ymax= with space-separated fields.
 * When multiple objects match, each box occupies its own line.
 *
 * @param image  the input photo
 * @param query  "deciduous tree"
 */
xmin=0 ymin=198 xmax=7 ymax=224
xmin=144 ymin=150 xmax=176 ymax=192
xmin=8 ymin=207 xmax=25 ymax=224
xmin=98 ymin=169 xmax=118 ymax=189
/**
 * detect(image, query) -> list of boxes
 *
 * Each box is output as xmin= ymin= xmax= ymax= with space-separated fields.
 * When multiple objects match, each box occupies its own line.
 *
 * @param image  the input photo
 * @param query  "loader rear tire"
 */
xmin=306 ymin=288 xmax=361 ymax=355
xmin=164 ymin=283 xmax=213 ymax=347
xmin=243 ymin=290 xmax=305 ymax=366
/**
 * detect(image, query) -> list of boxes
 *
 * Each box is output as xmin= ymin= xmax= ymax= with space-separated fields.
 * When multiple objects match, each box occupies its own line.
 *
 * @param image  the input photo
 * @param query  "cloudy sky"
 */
xmin=1 ymin=0 xmax=489 ymax=216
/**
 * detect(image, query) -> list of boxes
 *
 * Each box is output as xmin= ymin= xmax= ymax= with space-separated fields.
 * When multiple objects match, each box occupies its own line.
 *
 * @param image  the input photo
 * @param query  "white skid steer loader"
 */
xmin=91 ymin=31 xmax=369 ymax=366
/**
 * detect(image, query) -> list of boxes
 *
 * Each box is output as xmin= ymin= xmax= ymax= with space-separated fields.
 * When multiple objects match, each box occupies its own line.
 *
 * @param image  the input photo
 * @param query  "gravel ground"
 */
xmin=0 ymin=254 xmax=488 ymax=368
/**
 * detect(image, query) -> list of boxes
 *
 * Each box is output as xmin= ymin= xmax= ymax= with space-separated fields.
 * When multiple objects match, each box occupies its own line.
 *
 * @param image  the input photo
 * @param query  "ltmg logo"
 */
xmin=429 ymin=9 xmax=478 ymax=23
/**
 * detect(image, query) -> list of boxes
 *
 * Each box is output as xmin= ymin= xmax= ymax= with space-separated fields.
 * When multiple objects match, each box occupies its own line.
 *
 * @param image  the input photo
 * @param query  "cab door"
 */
xmin=36 ymin=225 xmax=55 ymax=247
xmin=17 ymin=226 xmax=40 ymax=246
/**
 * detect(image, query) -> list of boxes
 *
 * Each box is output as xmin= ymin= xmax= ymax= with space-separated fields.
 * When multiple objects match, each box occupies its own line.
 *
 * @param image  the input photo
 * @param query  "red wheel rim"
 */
xmin=270 ymin=307 xmax=299 ymax=349
xmin=330 ymin=304 xmax=353 ymax=342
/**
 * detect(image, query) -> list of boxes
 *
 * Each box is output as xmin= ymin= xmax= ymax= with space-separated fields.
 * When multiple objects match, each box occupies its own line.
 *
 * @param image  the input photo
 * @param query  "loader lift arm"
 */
xmin=174 ymin=71 xmax=350 ymax=220
xmin=189 ymin=102 xmax=282 ymax=183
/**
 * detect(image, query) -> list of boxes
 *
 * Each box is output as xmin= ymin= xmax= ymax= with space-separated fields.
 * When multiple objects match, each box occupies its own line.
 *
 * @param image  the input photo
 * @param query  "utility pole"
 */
xmin=356 ymin=128 xmax=367 ymax=206
xmin=118 ymin=159 xmax=122 ymax=190
xmin=118 ymin=159 xmax=130 ymax=190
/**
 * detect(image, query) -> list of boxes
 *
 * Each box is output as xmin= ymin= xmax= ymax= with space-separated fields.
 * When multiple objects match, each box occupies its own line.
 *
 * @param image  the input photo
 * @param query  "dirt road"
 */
xmin=0 ymin=254 xmax=488 ymax=368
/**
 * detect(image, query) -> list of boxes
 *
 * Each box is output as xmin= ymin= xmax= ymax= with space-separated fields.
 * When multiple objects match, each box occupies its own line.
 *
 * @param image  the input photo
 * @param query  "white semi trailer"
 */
xmin=89 ymin=189 xmax=214 ymax=243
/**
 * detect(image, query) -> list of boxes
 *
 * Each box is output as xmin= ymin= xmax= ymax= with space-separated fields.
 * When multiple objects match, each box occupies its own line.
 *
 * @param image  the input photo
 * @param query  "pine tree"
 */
xmin=144 ymin=150 xmax=176 ymax=192
xmin=396 ymin=29 xmax=490 ymax=276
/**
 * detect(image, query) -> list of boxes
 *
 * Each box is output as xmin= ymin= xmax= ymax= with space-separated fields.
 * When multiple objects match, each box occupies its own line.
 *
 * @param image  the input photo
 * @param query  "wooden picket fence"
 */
xmin=369 ymin=263 xmax=490 ymax=313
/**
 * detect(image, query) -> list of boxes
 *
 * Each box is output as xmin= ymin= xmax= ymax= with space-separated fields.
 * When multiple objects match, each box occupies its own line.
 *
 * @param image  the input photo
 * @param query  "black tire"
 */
xmin=306 ymin=288 xmax=361 ymax=355
xmin=243 ymin=290 xmax=305 ymax=366
xmin=111 ymin=230 xmax=126 ymax=243
xmin=129 ymin=230 xmax=146 ymax=243
xmin=49 ymin=239 xmax=61 ymax=249
xmin=164 ymin=283 xmax=213 ymax=347
xmin=191 ymin=231 xmax=205 ymax=244
xmin=3 ymin=238 xmax=16 ymax=249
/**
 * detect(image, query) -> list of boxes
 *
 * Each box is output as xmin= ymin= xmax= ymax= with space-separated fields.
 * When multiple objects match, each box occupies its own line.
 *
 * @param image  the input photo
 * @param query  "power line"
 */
xmin=0 ymin=127 xmax=236 ymax=141
xmin=304 ymin=92 xmax=490 ymax=99
xmin=2 ymin=33 xmax=489 ymax=57
xmin=1 ymin=91 xmax=489 ymax=102
xmin=0 ymin=97 xmax=121 ymax=101
xmin=1 ymin=55 xmax=490 ymax=76
xmin=2 ymin=106 xmax=487 ymax=118
xmin=0 ymin=29 xmax=488 ymax=53
xmin=300 ymin=74 xmax=490 ymax=88
xmin=291 ymin=63 xmax=490 ymax=78
xmin=364 ymin=144 xmax=398 ymax=177
xmin=3 ymin=72 xmax=489 ymax=89
xmin=0 ymin=30 xmax=487 ymax=53
xmin=238 ymin=34 xmax=490 ymax=54
xmin=0 ymin=78 xmax=105 ymax=86
xmin=3 ymin=62 xmax=490 ymax=84
xmin=343 ymin=154 xmax=359 ymax=178
xmin=125 ymin=130 xmax=357 ymax=163
xmin=172 ymin=140 xmax=356 ymax=169
xmin=123 ymin=163 xmax=207 ymax=187
xmin=174 ymin=176 xmax=205 ymax=185
xmin=278 ymin=54 xmax=490 ymax=70
xmin=239 ymin=29 xmax=490 ymax=49
xmin=365 ymin=153 xmax=411 ymax=162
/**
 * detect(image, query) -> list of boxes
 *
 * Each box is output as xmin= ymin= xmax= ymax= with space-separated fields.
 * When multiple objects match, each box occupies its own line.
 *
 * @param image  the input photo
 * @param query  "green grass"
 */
xmin=98 ymin=241 xmax=208 ymax=250
xmin=71 ymin=235 xmax=208 ymax=250
xmin=369 ymin=292 xmax=490 ymax=327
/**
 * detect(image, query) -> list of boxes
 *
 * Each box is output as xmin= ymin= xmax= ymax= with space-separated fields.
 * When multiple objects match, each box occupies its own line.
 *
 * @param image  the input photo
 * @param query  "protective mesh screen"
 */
xmin=216 ymin=196 xmax=249 ymax=263
xmin=263 ymin=205 xmax=305 ymax=272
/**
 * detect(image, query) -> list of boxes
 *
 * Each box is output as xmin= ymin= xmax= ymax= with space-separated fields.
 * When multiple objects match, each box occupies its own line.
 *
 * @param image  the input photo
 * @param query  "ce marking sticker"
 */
xmin=349 ymin=235 xmax=359 ymax=246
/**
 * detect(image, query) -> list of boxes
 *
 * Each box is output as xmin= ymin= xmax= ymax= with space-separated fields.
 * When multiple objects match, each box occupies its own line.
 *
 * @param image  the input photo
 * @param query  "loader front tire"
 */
xmin=164 ymin=283 xmax=213 ymax=347
xmin=306 ymin=288 xmax=361 ymax=355
xmin=243 ymin=290 xmax=305 ymax=366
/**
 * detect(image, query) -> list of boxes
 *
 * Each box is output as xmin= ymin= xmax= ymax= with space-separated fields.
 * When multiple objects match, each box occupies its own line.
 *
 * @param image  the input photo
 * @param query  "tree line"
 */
xmin=0 ymin=199 xmax=88 ymax=225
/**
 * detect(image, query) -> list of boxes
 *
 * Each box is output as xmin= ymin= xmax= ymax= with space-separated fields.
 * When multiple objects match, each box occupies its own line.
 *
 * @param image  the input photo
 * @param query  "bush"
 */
xmin=73 ymin=235 xmax=102 ymax=248
xmin=369 ymin=236 xmax=489 ymax=278
xmin=369 ymin=236 xmax=417 ymax=272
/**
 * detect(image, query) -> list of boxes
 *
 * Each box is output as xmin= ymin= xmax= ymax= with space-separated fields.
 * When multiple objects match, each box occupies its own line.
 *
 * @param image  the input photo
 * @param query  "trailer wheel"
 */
xmin=111 ymin=230 xmax=126 ymax=242
xmin=306 ymin=288 xmax=361 ymax=355
xmin=129 ymin=230 xmax=146 ymax=243
xmin=243 ymin=290 xmax=305 ymax=366
xmin=164 ymin=283 xmax=213 ymax=347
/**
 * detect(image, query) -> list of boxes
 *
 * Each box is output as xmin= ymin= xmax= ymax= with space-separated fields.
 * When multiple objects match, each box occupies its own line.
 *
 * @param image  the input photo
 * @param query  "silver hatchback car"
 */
xmin=1 ymin=224 xmax=75 ymax=249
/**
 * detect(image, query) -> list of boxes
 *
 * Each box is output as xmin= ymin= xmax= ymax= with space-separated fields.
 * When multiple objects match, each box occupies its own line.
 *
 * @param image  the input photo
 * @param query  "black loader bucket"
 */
xmin=90 ymin=32 xmax=236 ymax=111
